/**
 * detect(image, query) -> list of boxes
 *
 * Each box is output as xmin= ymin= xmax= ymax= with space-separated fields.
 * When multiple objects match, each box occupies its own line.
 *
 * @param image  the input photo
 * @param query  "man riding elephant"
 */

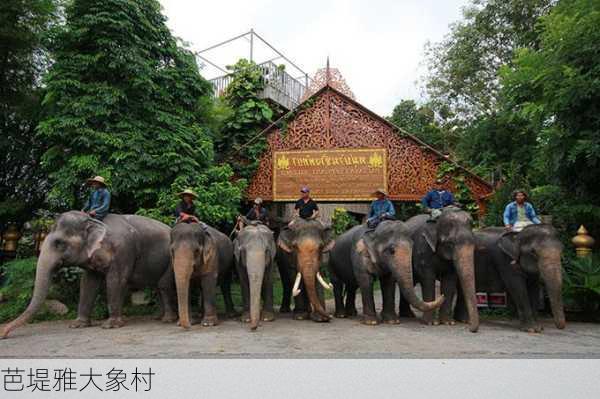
xmin=82 ymin=176 xmax=111 ymax=221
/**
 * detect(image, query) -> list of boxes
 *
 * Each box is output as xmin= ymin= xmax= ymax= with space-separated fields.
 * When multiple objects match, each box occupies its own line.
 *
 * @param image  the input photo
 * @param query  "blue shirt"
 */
xmin=83 ymin=188 xmax=111 ymax=219
xmin=503 ymin=201 xmax=541 ymax=226
xmin=368 ymin=199 xmax=395 ymax=222
xmin=421 ymin=190 xmax=455 ymax=209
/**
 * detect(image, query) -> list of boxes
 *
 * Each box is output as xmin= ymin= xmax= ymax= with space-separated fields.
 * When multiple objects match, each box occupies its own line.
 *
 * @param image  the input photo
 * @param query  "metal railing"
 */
xmin=209 ymin=61 xmax=307 ymax=110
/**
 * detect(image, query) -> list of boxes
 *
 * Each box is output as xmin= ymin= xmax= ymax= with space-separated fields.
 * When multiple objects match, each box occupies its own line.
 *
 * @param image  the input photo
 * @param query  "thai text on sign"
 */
xmin=272 ymin=148 xmax=387 ymax=201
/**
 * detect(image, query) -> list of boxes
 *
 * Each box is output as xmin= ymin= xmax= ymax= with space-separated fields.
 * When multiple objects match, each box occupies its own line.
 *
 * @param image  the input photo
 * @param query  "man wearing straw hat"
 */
xmin=175 ymin=189 xmax=200 ymax=224
xmin=82 ymin=176 xmax=111 ymax=221
xmin=367 ymin=188 xmax=395 ymax=228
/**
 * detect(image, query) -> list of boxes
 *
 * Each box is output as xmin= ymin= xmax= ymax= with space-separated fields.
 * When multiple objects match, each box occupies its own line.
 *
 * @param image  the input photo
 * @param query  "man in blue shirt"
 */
xmin=367 ymin=188 xmax=395 ymax=228
xmin=421 ymin=179 xmax=455 ymax=217
xmin=503 ymin=189 xmax=541 ymax=232
xmin=82 ymin=176 xmax=111 ymax=221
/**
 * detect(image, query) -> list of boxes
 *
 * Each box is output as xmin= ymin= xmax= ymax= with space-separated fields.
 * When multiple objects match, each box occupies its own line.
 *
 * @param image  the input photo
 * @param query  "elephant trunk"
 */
xmin=1 ymin=240 xmax=60 ymax=338
xmin=454 ymin=244 xmax=479 ymax=333
xmin=301 ymin=266 xmax=329 ymax=318
xmin=392 ymin=246 xmax=445 ymax=312
xmin=173 ymin=250 xmax=193 ymax=330
xmin=247 ymin=251 xmax=266 ymax=331
xmin=539 ymin=251 xmax=566 ymax=329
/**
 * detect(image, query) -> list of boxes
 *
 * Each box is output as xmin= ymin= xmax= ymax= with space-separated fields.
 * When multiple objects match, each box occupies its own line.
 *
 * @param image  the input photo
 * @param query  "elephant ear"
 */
xmin=356 ymin=233 xmax=377 ymax=266
xmin=421 ymin=223 xmax=438 ymax=252
xmin=277 ymin=226 xmax=294 ymax=253
xmin=202 ymin=230 xmax=218 ymax=273
xmin=498 ymin=232 xmax=519 ymax=261
xmin=85 ymin=218 xmax=107 ymax=258
xmin=233 ymin=237 xmax=241 ymax=265
xmin=322 ymin=225 xmax=335 ymax=252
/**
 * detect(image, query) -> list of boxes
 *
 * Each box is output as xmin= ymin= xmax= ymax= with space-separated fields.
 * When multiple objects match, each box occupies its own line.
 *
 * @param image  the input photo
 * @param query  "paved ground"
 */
xmin=1 ymin=308 xmax=599 ymax=358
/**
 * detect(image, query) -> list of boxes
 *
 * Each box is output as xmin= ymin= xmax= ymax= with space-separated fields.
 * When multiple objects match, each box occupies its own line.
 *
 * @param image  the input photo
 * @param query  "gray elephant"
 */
xmin=170 ymin=222 xmax=235 ymax=329
xmin=233 ymin=221 xmax=276 ymax=330
xmin=328 ymin=221 xmax=445 ymax=325
xmin=454 ymin=224 xmax=566 ymax=332
xmin=277 ymin=219 xmax=335 ymax=322
xmin=1 ymin=211 xmax=177 ymax=338
xmin=402 ymin=207 xmax=479 ymax=332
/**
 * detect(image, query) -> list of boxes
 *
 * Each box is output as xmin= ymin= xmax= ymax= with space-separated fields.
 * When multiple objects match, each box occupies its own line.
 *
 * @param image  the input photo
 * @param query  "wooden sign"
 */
xmin=272 ymin=148 xmax=387 ymax=201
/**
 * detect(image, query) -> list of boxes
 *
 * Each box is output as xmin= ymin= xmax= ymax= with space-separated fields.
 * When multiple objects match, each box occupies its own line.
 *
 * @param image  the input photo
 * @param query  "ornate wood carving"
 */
xmin=247 ymin=86 xmax=493 ymax=208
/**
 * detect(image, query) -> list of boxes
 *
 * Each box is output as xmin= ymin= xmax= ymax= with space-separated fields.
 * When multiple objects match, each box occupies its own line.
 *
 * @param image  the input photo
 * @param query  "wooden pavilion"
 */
xmin=245 ymin=64 xmax=493 ymax=222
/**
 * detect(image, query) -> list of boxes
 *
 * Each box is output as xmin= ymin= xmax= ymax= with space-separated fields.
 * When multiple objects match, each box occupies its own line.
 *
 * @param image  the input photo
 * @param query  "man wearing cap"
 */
xmin=175 ymin=189 xmax=200 ymax=224
xmin=421 ymin=178 xmax=456 ymax=218
xmin=294 ymin=186 xmax=319 ymax=220
xmin=245 ymin=197 xmax=269 ymax=225
xmin=367 ymin=188 xmax=395 ymax=228
xmin=82 ymin=176 xmax=111 ymax=221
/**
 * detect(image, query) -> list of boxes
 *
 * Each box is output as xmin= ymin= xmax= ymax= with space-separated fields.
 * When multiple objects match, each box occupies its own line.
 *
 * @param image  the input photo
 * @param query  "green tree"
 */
xmin=215 ymin=59 xmax=276 ymax=179
xmin=0 ymin=0 xmax=58 ymax=223
xmin=500 ymin=0 xmax=600 ymax=200
xmin=387 ymin=99 xmax=457 ymax=153
xmin=423 ymin=0 xmax=555 ymax=122
xmin=37 ymin=0 xmax=215 ymax=213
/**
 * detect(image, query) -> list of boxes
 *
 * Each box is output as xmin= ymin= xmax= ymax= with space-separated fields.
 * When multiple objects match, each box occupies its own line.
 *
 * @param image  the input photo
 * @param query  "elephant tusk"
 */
xmin=317 ymin=272 xmax=333 ymax=291
xmin=292 ymin=272 xmax=302 ymax=297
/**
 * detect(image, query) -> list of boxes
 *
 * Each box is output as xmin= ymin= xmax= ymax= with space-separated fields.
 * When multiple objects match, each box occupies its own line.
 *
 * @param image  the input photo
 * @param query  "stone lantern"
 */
xmin=572 ymin=225 xmax=595 ymax=258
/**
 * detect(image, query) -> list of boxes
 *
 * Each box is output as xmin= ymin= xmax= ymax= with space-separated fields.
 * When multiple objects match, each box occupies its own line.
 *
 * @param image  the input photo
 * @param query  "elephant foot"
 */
xmin=240 ymin=311 xmax=251 ymax=323
xmin=334 ymin=311 xmax=347 ymax=319
xmin=293 ymin=311 xmax=310 ymax=321
xmin=201 ymin=316 xmax=218 ymax=327
xmin=261 ymin=311 xmax=275 ymax=322
xmin=161 ymin=313 xmax=178 ymax=323
xmin=225 ymin=308 xmax=240 ymax=319
xmin=310 ymin=312 xmax=331 ymax=323
xmin=381 ymin=313 xmax=400 ymax=325
xmin=439 ymin=318 xmax=456 ymax=326
xmin=420 ymin=319 xmax=435 ymax=326
xmin=361 ymin=315 xmax=380 ymax=326
xmin=101 ymin=317 xmax=125 ymax=329
xmin=520 ymin=323 xmax=543 ymax=333
xmin=279 ymin=305 xmax=292 ymax=314
xmin=345 ymin=308 xmax=358 ymax=318
xmin=69 ymin=318 xmax=92 ymax=329
xmin=177 ymin=320 xmax=192 ymax=330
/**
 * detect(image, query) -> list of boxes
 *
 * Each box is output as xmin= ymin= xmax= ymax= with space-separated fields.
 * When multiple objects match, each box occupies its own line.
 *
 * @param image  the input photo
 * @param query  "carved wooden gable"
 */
xmin=247 ymin=85 xmax=493 ymax=206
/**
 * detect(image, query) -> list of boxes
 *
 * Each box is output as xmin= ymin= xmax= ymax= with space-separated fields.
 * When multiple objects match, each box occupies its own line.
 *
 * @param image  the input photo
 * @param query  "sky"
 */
xmin=159 ymin=0 xmax=470 ymax=116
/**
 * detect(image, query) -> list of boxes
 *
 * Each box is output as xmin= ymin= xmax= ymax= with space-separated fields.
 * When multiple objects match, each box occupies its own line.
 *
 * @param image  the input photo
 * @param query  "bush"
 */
xmin=562 ymin=254 xmax=600 ymax=317
xmin=331 ymin=208 xmax=359 ymax=237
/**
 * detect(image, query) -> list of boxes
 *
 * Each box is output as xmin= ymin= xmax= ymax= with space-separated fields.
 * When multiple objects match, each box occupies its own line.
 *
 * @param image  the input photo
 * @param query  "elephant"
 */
xmin=233 ymin=221 xmax=276 ymax=330
xmin=402 ymin=207 xmax=480 ymax=332
xmin=277 ymin=218 xmax=335 ymax=322
xmin=328 ymin=221 xmax=445 ymax=325
xmin=170 ymin=221 xmax=236 ymax=329
xmin=1 ymin=211 xmax=177 ymax=338
xmin=454 ymin=224 xmax=566 ymax=333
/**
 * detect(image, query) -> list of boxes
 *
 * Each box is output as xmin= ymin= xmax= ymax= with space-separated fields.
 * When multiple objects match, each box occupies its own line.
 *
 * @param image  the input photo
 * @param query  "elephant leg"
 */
xmin=453 ymin=284 xmax=469 ymax=323
xmin=398 ymin=289 xmax=416 ymax=318
xmin=70 ymin=270 xmax=102 ymax=328
xmin=420 ymin=273 xmax=437 ymax=325
xmin=293 ymin=285 xmax=310 ymax=320
xmin=158 ymin=266 xmax=178 ymax=323
xmin=380 ymin=274 xmax=400 ymax=324
xmin=237 ymin=264 xmax=251 ymax=322
xmin=221 ymin=267 xmax=238 ymax=318
xmin=331 ymin=271 xmax=346 ymax=318
xmin=102 ymin=268 xmax=127 ymax=329
xmin=277 ymin=261 xmax=292 ymax=313
xmin=439 ymin=272 xmax=458 ymax=325
xmin=345 ymin=284 xmax=358 ymax=317
xmin=261 ymin=265 xmax=275 ymax=322
xmin=201 ymin=274 xmax=219 ymax=326
xmin=506 ymin=275 xmax=539 ymax=332
xmin=357 ymin=272 xmax=378 ymax=325
xmin=527 ymin=279 xmax=543 ymax=332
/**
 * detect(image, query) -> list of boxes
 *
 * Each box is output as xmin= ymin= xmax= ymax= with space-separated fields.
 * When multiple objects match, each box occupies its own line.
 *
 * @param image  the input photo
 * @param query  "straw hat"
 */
xmin=177 ymin=189 xmax=198 ymax=199
xmin=373 ymin=187 xmax=387 ymax=196
xmin=86 ymin=176 xmax=107 ymax=186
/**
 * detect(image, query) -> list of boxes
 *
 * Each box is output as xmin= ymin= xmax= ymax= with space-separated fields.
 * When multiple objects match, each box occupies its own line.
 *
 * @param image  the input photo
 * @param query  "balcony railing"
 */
xmin=209 ymin=61 xmax=308 ymax=111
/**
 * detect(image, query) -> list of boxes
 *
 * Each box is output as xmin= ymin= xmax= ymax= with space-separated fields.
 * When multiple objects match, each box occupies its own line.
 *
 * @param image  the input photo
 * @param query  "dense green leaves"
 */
xmin=37 ymin=0 xmax=215 ymax=213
